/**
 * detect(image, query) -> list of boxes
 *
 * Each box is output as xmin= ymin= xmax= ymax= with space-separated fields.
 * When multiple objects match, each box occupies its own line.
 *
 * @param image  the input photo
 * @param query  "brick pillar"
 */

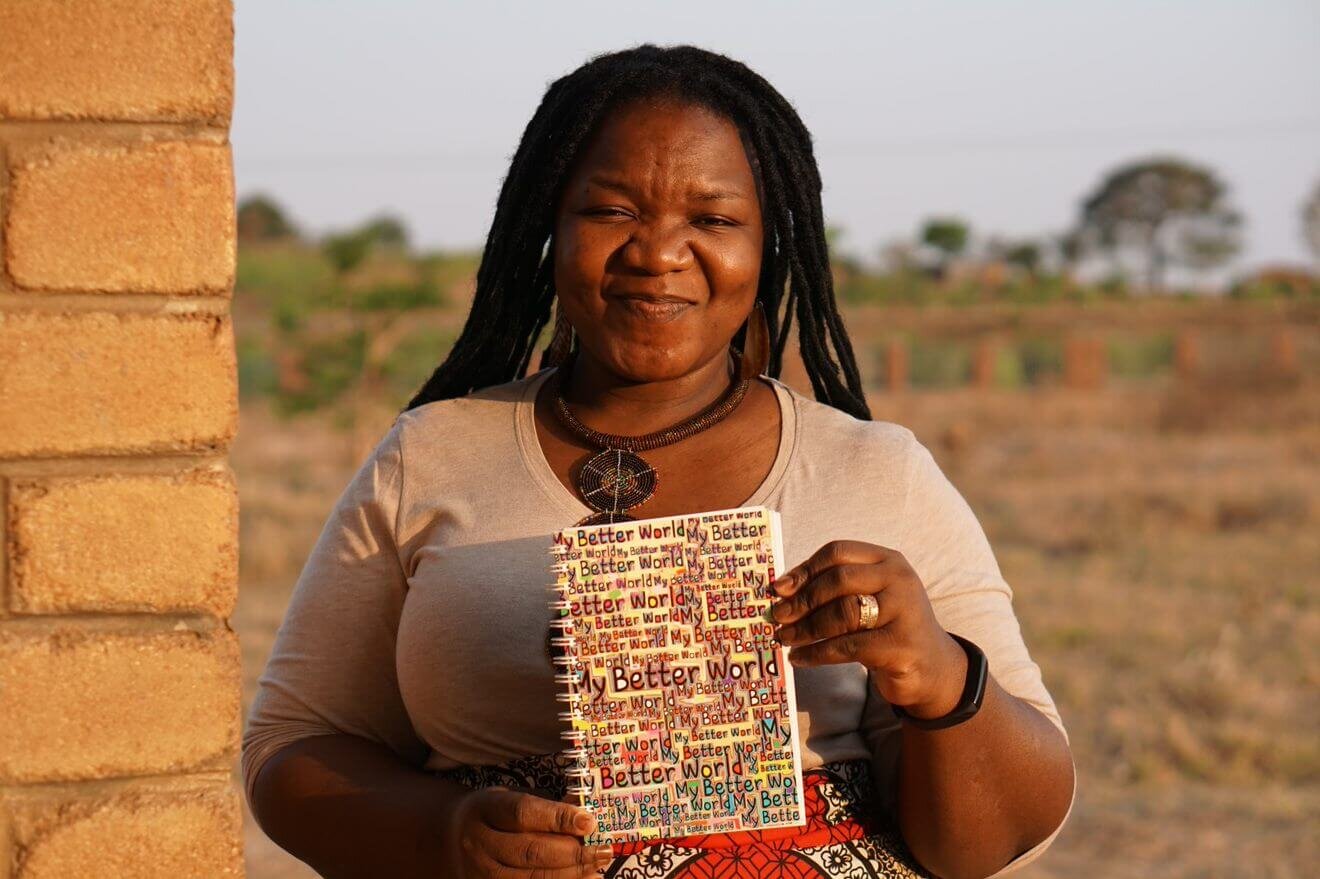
xmin=0 ymin=3 xmax=242 ymax=877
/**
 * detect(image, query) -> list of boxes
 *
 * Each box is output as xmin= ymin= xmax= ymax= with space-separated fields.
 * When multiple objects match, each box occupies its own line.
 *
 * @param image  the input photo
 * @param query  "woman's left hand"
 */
xmin=769 ymin=539 xmax=969 ymax=720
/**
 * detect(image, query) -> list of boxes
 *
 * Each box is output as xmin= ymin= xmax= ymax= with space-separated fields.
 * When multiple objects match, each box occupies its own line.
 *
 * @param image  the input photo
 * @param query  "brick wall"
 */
xmin=0 ymin=3 xmax=242 ymax=876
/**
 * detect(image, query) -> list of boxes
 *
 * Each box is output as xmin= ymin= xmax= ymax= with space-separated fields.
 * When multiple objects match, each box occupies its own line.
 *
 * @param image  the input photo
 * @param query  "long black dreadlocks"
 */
xmin=403 ymin=43 xmax=871 ymax=420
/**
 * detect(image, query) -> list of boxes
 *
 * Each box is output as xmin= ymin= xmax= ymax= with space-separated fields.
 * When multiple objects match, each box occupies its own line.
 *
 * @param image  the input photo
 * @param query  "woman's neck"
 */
xmin=557 ymin=348 xmax=737 ymax=435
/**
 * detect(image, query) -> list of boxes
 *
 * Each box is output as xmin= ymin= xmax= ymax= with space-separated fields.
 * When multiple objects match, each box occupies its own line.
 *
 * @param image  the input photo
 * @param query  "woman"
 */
xmin=242 ymin=44 xmax=1075 ymax=879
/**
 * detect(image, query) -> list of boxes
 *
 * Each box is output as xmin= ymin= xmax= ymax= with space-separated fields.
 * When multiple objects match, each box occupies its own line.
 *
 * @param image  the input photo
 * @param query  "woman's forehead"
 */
xmin=569 ymin=100 xmax=755 ymax=191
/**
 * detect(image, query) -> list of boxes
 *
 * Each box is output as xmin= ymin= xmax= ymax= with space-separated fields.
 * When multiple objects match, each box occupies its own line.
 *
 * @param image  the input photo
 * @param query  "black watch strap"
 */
xmin=890 ymin=633 xmax=988 ymax=730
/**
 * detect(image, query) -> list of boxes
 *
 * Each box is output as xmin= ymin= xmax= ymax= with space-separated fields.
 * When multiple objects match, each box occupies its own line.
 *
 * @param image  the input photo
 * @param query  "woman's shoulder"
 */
xmin=395 ymin=370 xmax=542 ymax=443
xmin=771 ymin=377 xmax=923 ymax=466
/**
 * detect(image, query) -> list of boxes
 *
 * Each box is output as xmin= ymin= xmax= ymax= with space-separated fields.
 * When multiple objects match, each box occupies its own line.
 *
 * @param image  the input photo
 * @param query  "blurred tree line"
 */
xmin=236 ymin=154 xmax=1319 ymax=447
xmin=235 ymin=197 xmax=479 ymax=459
xmin=840 ymin=157 xmax=1319 ymax=306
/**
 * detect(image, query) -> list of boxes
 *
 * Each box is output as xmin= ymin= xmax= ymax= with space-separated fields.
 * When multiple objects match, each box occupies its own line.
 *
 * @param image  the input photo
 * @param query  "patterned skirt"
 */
xmin=434 ymin=752 xmax=933 ymax=878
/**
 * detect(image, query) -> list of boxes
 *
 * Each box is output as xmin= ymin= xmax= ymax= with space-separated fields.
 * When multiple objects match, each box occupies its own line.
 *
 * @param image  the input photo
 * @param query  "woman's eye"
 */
xmin=698 ymin=216 xmax=734 ymax=227
xmin=586 ymin=208 xmax=629 ymax=218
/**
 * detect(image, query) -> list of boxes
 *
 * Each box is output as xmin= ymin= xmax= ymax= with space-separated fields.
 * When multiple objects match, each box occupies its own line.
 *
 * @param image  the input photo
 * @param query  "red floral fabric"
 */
xmin=436 ymin=754 xmax=931 ymax=878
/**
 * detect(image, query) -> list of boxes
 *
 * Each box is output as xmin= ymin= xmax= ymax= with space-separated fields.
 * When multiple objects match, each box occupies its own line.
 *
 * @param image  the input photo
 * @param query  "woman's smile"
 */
xmin=611 ymin=295 xmax=695 ymax=323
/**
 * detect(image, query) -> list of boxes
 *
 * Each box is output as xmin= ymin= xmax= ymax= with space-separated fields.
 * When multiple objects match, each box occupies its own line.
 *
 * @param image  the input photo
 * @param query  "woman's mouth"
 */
xmin=614 ymin=297 xmax=693 ymax=322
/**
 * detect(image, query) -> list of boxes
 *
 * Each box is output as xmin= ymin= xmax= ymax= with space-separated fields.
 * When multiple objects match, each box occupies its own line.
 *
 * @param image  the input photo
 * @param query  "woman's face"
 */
xmin=552 ymin=97 xmax=764 ymax=383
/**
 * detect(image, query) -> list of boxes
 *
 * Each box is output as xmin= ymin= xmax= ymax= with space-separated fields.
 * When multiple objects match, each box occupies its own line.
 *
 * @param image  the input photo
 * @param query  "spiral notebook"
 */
xmin=547 ymin=505 xmax=805 ymax=846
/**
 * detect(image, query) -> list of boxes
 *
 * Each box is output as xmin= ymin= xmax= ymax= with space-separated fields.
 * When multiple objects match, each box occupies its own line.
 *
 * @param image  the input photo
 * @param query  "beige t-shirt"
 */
xmin=242 ymin=366 xmax=1075 ymax=876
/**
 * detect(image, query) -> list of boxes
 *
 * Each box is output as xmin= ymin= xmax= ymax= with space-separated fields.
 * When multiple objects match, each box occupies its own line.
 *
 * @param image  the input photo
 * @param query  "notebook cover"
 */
xmin=547 ymin=505 xmax=805 ymax=846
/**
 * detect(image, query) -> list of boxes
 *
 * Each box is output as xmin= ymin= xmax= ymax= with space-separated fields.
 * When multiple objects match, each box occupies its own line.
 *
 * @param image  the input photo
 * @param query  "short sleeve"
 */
xmin=860 ymin=430 xmax=1075 ymax=877
xmin=240 ymin=415 xmax=429 ymax=817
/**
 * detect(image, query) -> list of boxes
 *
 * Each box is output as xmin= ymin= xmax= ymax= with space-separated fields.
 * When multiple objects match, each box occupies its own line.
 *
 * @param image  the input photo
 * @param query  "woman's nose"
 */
xmin=618 ymin=220 xmax=694 ymax=274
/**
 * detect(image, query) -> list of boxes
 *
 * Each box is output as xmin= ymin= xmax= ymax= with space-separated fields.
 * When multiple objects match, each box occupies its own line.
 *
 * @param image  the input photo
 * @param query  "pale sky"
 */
xmin=233 ymin=1 xmax=1320 ymax=277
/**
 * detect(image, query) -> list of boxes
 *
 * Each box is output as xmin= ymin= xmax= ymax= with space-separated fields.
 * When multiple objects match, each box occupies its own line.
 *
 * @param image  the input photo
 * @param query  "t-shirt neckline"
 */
xmin=514 ymin=365 xmax=798 ymax=523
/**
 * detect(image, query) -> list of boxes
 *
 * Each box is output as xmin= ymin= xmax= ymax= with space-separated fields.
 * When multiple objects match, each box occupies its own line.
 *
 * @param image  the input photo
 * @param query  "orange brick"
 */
xmin=7 ymin=786 xmax=242 ymax=878
xmin=8 ymin=469 xmax=237 ymax=616
xmin=0 ymin=312 xmax=236 ymax=458
xmin=1 ymin=809 xmax=11 ymax=879
xmin=0 ymin=0 xmax=233 ymax=124
xmin=0 ymin=627 xmax=240 ymax=783
xmin=5 ymin=141 xmax=235 ymax=294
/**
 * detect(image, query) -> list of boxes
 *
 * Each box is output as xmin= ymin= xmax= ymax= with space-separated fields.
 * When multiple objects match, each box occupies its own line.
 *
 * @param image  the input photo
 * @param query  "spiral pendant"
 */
xmin=575 ymin=447 xmax=657 ymax=523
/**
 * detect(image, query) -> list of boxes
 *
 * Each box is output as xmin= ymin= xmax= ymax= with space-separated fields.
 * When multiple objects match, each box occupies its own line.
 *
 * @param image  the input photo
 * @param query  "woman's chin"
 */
xmin=598 ymin=347 xmax=704 ymax=384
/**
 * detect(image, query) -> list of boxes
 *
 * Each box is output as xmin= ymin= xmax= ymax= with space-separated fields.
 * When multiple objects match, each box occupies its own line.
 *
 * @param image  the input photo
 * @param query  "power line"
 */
xmin=817 ymin=117 xmax=1320 ymax=156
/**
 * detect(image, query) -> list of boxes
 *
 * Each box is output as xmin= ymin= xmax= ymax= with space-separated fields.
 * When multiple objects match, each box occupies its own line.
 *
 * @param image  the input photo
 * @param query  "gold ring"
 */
xmin=857 ymin=593 xmax=880 ymax=629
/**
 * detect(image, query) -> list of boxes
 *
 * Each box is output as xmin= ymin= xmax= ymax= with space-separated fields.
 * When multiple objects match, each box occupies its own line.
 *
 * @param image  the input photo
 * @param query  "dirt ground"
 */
xmin=231 ymin=372 xmax=1319 ymax=878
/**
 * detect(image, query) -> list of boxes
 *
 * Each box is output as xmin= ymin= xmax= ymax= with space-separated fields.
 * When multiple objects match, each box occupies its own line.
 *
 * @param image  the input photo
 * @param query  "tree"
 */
xmin=359 ymin=214 xmax=410 ymax=251
xmin=312 ymin=212 xmax=427 ymax=459
xmin=1003 ymin=241 xmax=1042 ymax=277
xmin=320 ymin=213 xmax=415 ymax=277
xmin=1303 ymin=180 xmax=1320 ymax=264
xmin=919 ymin=217 xmax=969 ymax=278
xmin=237 ymin=194 xmax=300 ymax=243
xmin=878 ymin=239 xmax=919 ymax=275
xmin=1055 ymin=231 xmax=1082 ymax=274
xmin=321 ymin=229 xmax=374 ymax=276
xmin=1072 ymin=157 xmax=1241 ymax=290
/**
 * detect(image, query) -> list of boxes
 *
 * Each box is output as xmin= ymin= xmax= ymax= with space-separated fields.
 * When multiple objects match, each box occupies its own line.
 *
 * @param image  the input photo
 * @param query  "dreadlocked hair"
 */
xmin=404 ymin=43 xmax=871 ymax=420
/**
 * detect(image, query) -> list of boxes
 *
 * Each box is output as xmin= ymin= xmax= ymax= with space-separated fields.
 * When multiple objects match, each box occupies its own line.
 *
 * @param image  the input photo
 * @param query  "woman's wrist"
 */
xmin=877 ymin=631 xmax=969 ymax=721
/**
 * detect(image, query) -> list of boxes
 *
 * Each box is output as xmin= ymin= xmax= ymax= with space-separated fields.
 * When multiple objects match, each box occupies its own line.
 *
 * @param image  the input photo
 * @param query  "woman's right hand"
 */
xmin=442 ymin=785 xmax=614 ymax=877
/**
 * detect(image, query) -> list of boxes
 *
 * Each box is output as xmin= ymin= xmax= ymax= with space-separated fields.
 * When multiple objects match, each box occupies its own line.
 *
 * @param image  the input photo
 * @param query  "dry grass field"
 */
xmin=231 ymin=351 xmax=1318 ymax=877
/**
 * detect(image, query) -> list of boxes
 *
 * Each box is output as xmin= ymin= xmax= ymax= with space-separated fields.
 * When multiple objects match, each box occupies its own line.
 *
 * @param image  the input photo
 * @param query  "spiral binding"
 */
xmin=548 ymin=542 xmax=594 ymax=800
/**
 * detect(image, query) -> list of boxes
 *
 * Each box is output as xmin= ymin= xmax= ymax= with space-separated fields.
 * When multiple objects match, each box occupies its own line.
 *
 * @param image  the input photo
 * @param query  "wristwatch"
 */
xmin=890 ymin=633 xmax=987 ymax=730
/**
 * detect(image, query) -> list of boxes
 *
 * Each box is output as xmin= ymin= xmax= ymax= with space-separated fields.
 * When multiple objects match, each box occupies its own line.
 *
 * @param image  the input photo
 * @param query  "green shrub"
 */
xmin=383 ymin=327 xmax=460 ymax=399
xmin=273 ymin=330 xmax=366 ymax=417
xmin=909 ymin=338 xmax=969 ymax=388
xmin=236 ymin=337 xmax=277 ymax=398
xmin=1016 ymin=337 xmax=1063 ymax=386
xmin=1109 ymin=334 xmax=1174 ymax=380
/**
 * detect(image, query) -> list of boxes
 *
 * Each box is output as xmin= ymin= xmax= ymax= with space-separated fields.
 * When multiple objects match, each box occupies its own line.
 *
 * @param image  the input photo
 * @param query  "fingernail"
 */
xmin=592 ymin=844 xmax=614 ymax=861
xmin=772 ymin=572 xmax=795 ymax=595
xmin=576 ymin=812 xmax=594 ymax=833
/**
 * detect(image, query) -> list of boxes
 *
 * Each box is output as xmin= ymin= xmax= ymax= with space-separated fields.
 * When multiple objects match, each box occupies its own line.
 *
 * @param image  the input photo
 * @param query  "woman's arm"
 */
xmin=249 ymin=733 xmax=473 ymax=879
xmin=782 ymin=553 xmax=1076 ymax=879
xmin=886 ymin=433 xmax=1076 ymax=879
xmin=893 ymin=665 xmax=1075 ymax=879
xmin=252 ymin=733 xmax=613 ymax=879
xmin=775 ymin=429 xmax=1075 ymax=879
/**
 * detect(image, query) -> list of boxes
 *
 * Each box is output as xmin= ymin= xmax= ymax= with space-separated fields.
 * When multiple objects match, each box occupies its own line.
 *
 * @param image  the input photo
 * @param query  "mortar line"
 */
xmin=0 ymin=138 xmax=11 ymax=294
xmin=0 ymin=453 xmax=234 ymax=478
xmin=0 ymin=292 xmax=233 ymax=313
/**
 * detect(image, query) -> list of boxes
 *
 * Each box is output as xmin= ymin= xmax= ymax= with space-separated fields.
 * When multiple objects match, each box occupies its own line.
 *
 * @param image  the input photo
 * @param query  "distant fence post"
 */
xmin=885 ymin=339 xmax=909 ymax=392
xmin=971 ymin=338 xmax=997 ymax=389
xmin=1268 ymin=328 xmax=1299 ymax=379
xmin=1174 ymin=329 xmax=1199 ymax=380
xmin=1063 ymin=336 xmax=1107 ymax=390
